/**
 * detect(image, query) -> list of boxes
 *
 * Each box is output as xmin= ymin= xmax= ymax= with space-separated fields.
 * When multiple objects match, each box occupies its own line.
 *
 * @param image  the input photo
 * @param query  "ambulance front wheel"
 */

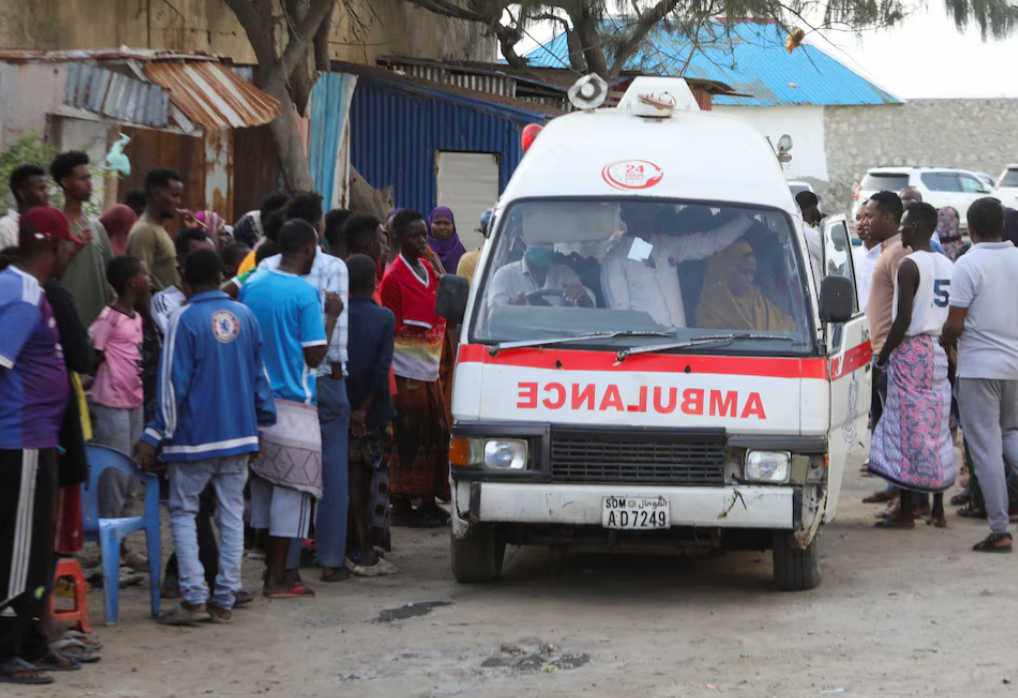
xmin=772 ymin=531 xmax=822 ymax=591
xmin=451 ymin=524 xmax=505 ymax=584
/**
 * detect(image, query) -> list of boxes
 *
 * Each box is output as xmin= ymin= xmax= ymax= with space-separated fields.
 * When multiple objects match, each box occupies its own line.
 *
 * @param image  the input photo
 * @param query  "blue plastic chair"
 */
xmin=82 ymin=443 xmax=162 ymax=625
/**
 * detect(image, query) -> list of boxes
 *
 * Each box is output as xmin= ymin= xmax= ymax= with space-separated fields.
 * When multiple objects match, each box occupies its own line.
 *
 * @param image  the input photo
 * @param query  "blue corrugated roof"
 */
xmin=524 ymin=20 xmax=901 ymax=107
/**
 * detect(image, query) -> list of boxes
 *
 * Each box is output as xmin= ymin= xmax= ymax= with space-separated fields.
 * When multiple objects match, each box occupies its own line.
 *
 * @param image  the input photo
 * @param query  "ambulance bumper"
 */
xmin=454 ymin=482 xmax=795 ymax=530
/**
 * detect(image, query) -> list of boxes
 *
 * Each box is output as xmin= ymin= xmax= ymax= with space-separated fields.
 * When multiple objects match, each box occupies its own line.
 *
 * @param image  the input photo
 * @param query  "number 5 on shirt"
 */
xmin=933 ymin=279 xmax=950 ymax=307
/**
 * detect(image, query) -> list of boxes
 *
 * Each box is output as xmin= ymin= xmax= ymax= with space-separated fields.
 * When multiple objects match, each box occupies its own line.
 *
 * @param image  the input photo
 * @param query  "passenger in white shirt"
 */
xmin=851 ymin=207 xmax=881 ymax=311
xmin=600 ymin=204 xmax=752 ymax=328
xmin=489 ymin=243 xmax=594 ymax=308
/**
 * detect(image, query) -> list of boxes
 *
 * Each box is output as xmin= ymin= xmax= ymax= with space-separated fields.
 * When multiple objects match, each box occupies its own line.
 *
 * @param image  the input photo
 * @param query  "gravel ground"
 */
xmin=15 ymin=442 xmax=1018 ymax=698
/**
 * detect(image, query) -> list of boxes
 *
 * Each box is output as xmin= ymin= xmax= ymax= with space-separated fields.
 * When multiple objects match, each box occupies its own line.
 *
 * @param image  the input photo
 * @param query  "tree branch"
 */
xmin=273 ymin=0 xmax=338 ymax=87
xmin=609 ymin=0 xmax=682 ymax=76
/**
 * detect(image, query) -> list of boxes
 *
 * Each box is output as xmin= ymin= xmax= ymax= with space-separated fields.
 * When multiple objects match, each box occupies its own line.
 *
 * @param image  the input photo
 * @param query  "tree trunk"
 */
xmin=565 ymin=29 xmax=587 ymax=73
xmin=570 ymin=9 xmax=610 ymax=78
xmin=268 ymin=89 xmax=315 ymax=190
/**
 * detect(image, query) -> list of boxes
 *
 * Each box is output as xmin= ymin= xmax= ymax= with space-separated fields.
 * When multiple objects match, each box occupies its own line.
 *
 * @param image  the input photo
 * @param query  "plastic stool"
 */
xmin=50 ymin=558 xmax=92 ymax=633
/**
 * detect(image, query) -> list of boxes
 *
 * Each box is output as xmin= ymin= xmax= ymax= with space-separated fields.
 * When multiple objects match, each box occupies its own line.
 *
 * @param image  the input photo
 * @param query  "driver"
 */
xmin=489 ymin=242 xmax=595 ymax=308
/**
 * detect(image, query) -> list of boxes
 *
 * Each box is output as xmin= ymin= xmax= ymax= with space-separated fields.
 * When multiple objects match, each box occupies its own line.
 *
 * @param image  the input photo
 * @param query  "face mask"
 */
xmin=525 ymin=246 xmax=554 ymax=267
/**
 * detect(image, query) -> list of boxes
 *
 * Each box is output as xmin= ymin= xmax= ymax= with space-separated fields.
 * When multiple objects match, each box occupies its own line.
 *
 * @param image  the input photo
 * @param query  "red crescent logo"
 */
xmin=602 ymin=160 xmax=664 ymax=190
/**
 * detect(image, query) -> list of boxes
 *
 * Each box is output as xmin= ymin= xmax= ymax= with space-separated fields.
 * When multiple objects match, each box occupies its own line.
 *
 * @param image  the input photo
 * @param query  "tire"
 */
xmin=451 ymin=524 xmax=502 ymax=584
xmin=772 ymin=531 xmax=822 ymax=591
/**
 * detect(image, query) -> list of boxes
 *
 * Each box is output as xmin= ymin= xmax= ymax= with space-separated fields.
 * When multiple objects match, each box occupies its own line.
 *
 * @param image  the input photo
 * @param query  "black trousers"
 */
xmin=0 ymin=448 xmax=57 ymax=663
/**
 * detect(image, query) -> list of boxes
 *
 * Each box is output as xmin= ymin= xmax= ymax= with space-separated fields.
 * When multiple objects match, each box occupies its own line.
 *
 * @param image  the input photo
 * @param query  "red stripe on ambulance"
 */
xmin=457 ymin=344 xmax=829 ymax=380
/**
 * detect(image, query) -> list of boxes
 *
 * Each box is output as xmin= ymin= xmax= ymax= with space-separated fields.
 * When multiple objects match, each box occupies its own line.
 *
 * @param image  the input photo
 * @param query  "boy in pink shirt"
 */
xmin=89 ymin=255 xmax=149 ymax=569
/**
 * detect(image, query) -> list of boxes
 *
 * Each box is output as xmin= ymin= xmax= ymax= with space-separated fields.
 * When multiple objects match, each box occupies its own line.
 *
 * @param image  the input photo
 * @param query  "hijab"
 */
xmin=936 ymin=206 xmax=963 ymax=259
xmin=427 ymin=206 xmax=466 ymax=274
xmin=194 ymin=210 xmax=225 ymax=248
xmin=695 ymin=241 xmax=793 ymax=333
xmin=100 ymin=204 xmax=138 ymax=256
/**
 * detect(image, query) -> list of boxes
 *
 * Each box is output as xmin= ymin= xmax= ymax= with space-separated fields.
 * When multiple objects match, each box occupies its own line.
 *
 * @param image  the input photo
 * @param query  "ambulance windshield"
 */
xmin=470 ymin=199 xmax=816 ymax=355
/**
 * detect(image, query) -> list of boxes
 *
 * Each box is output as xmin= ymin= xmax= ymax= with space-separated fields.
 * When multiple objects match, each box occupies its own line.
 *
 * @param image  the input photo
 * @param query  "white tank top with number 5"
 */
xmin=892 ymin=250 xmax=954 ymax=337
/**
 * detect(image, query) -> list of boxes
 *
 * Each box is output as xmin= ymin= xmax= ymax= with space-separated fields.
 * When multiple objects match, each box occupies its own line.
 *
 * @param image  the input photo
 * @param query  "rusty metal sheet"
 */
xmin=203 ymin=128 xmax=234 ymax=218
xmin=143 ymin=62 xmax=281 ymax=130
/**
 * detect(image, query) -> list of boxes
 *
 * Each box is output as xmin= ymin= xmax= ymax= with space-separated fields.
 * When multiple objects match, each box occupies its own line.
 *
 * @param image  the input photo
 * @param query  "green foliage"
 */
xmin=0 ymin=133 xmax=58 ymax=216
xmin=0 ymin=132 xmax=119 ymax=218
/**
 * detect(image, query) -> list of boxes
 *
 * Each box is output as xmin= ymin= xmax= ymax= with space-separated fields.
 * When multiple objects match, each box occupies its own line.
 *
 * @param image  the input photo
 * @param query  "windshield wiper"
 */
xmin=489 ymin=330 xmax=675 ymax=356
xmin=616 ymin=333 xmax=797 ymax=361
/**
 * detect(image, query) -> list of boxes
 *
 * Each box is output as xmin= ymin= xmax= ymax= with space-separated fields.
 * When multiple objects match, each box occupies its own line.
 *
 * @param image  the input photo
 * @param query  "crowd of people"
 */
xmin=0 ymin=151 xmax=486 ymax=684
xmin=843 ymin=187 xmax=1018 ymax=551
xmin=4 ymin=146 xmax=1018 ymax=686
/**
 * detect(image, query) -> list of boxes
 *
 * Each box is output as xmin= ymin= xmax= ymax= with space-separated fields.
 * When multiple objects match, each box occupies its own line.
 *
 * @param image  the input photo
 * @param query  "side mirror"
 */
xmin=436 ymin=274 xmax=470 ymax=325
xmin=819 ymin=275 xmax=853 ymax=324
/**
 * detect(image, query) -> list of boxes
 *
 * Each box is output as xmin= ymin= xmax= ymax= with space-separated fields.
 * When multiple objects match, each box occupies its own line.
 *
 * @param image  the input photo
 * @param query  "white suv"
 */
xmin=997 ymin=164 xmax=1018 ymax=207
xmin=851 ymin=166 xmax=995 ymax=230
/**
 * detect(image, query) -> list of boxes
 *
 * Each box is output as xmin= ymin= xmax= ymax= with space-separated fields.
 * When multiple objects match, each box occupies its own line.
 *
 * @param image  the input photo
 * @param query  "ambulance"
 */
xmin=435 ymin=76 xmax=870 ymax=591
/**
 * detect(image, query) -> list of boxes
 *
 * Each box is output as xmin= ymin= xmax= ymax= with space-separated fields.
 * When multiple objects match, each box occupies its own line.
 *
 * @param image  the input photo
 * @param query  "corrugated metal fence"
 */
xmin=346 ymin=76 xmax=547 ymax=217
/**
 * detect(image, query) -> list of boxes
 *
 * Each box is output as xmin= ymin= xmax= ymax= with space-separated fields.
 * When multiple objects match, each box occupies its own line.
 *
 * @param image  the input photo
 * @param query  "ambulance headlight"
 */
xmin=745 ymin=451 xmax=790 ymax=483
xmin=483 ymin=440 xmax=528 ymax=469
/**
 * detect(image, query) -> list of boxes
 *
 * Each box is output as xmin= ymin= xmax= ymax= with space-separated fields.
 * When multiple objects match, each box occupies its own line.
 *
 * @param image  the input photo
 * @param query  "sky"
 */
xmin=514 ymin=9 xmax=1018 ymax=100
xmin=810 ymin=11 xmax=1018 ymax=99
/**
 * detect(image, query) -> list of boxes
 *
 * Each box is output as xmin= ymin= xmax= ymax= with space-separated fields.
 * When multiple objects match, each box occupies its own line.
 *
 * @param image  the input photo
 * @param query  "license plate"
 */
xmin=602 ymin=495 xmax=670 ymax=529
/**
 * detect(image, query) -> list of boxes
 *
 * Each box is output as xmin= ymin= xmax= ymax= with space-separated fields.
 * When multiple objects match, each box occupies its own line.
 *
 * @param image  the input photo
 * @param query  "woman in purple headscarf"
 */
xmin=427 ymin=207 xmax=466 ymax=275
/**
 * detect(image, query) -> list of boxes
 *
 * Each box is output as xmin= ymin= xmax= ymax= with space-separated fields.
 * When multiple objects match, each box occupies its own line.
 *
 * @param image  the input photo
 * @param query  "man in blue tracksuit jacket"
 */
xmin=138 ymin=249 xmax=275 ymax=623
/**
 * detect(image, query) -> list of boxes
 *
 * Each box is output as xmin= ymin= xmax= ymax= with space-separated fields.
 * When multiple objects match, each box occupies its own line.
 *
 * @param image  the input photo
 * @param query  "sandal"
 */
xmin=32 ymin=649 xmax=81 ymax=672
xmin=957 ymin=506 xmax=987 ymax=519
xmin=949 ymin=493 xmax=970 ymax=506
xmin=264 ymin=584 xmax=316 ymax=599
xmin=234 ymin=589 xmax=254 ymax=607
xmin=205 ymin=606 xmax=233 ymax=624
xmin=320 ymin=567 xmax=351 ymax=582
xmin=0 ymin=658 xmax=53 ymax=685
xmin=64 ymin=630 xmax=102 ymax=651
xmin=351 ymin=557 xmax=400 ymax=577
xmin=863 ymin=491 xmax=897 ymax=504
xmin=874 ymin=518 xmax=916 ymax=529
xmin=50 ymin=638 xmax=101 ymax=663
xmin=159 ymin=601 xmax=209 ymax=626
xmin=973 ymin=532 xmax=1013 ymax=553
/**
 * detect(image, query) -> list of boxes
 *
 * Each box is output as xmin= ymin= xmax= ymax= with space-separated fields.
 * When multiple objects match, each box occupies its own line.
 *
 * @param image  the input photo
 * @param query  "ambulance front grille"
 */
xmin=549 ymin=431 xmax=726 ymax=485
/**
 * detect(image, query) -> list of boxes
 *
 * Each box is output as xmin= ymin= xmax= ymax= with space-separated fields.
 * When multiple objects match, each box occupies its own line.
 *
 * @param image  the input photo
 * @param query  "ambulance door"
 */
xmin=821 ymin=215 xmax=872 ymax=520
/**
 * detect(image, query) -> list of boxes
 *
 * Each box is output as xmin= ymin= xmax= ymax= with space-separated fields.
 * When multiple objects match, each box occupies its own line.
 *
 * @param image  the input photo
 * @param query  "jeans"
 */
xmin=313 ymin=376 xmax=351 ymax=568
xmin=167 ymin=456 xmax=249 ymax=609
xmin=957 ymin=378 xmax=1018 ymax=535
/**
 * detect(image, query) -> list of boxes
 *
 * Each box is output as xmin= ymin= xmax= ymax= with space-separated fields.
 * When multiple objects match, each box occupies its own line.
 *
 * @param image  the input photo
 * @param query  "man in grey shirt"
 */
xmin=942 ymin=197 xmax=1018 ymax=553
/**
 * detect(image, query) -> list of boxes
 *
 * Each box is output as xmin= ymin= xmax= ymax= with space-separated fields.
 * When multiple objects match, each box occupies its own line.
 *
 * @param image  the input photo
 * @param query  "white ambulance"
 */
xmin=436 ymin=77 xmax=870 ymax=590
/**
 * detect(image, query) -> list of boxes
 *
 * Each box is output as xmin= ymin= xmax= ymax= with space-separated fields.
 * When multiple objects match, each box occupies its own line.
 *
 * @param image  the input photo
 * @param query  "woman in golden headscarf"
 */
xmin=695 ymin=240 xmax=794 ymax=332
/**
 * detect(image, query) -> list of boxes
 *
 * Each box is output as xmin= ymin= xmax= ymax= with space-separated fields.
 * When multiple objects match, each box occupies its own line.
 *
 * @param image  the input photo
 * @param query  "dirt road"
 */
xmin=16 ymin=445 xmax=1018 ymax=698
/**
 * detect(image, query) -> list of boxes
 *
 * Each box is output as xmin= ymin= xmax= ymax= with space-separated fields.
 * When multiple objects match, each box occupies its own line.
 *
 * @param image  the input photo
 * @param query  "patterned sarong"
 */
xmin=251 ymin=399 xmax=323 ymax=499
xmin=868 ymin=334 xmax=956 ymax=492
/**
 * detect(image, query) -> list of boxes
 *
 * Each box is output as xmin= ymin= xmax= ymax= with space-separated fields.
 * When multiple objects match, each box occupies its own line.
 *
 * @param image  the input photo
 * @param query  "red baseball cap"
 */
xmin=19 ymin=207 xmax=84 ymax=245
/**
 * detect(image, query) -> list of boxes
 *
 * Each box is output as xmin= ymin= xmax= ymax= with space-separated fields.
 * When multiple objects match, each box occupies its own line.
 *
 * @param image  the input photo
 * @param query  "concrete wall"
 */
xmin=823 ymin=99 xmax=1018 ymax=215
xmin=715 ymin=105 xmax=829 ymax=182
xmin=0 ymin=0 xmax=492 ymax=64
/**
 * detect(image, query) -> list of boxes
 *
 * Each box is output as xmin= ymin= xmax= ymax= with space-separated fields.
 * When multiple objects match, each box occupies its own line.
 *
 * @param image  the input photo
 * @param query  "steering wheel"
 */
xmin=525 ymin=288 xmax=566 ymax=306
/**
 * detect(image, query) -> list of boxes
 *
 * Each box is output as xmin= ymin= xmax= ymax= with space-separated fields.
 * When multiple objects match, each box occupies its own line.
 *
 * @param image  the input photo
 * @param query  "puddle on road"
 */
xmin=374 ymin=600 xmax=453 ymax=623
